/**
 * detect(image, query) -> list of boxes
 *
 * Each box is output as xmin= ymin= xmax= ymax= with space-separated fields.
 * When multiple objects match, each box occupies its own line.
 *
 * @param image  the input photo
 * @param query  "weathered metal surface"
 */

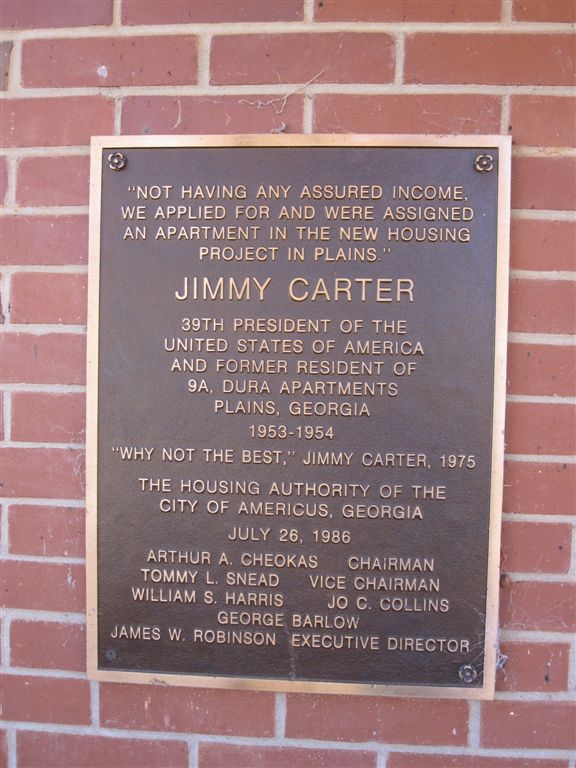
xmin=87 ymin=136 xmax=510 ymax=698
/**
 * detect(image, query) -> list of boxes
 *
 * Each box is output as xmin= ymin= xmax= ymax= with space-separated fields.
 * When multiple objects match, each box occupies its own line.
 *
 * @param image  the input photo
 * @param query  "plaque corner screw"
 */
xmin=105 ymin=648 xmax=117 ymax=661
xmin=474 ymin=154 xmax=494 ymax=173
xmin=108 ymin=152 xmax=127 ymax=171
xmin=459 ymin=663 xmax=478 ymax=684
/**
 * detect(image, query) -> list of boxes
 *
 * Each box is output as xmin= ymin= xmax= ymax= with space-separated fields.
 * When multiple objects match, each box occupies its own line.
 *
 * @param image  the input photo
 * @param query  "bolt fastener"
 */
xmin=474 ymin=154 xmax=494 ymax=173
xmin=108 ymin=152 xmax=127 ymax=171
xmin=105 ymin=648 xmax=117 ymax=661
xmin=459 ymin=663 xmax=478 ymax=683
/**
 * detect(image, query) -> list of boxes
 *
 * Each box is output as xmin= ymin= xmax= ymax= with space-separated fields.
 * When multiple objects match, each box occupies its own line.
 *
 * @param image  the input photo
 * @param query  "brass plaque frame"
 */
xmin=87 ymin=134 xmax=511 ymax=699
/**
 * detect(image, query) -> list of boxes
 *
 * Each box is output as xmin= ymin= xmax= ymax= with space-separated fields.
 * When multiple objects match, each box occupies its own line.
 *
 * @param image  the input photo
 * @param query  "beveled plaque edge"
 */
xmin=86 ymin=134 xmax=511 ymax=700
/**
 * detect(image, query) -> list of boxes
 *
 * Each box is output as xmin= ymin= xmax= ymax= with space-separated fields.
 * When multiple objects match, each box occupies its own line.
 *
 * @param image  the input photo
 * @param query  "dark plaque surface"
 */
xmin=87 ymin=136 xmax=509 ymax=698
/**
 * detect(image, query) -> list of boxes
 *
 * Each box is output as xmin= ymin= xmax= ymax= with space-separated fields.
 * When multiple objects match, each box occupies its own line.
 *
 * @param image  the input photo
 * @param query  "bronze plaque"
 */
xmin=87 ymin=135 xmax=510 ymax=698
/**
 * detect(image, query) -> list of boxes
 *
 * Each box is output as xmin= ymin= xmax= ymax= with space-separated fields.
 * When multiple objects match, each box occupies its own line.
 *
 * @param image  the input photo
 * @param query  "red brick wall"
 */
xmin=1 ymin=1 xmax=575 ymax=766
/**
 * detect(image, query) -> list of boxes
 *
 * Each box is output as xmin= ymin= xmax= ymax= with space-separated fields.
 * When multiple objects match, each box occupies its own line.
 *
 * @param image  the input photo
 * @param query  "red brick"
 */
xmin=8 ymin=504 xmax=85 ymax=557
xmin=1 ymin=215 xmax=88 ymax=266
xmin=1 ymin=0 xmax=112 ymax=29
xmin=500 ymin=580 xmax=576 ymax=632
xmin=0 ymin=156 xmax=8 ymax=205
xmin=1 ymin=41 xmax=12 ymax=91
xmin=18 ymin=733 xmax=189 ymax=768
xmin=509 ymin=279 xmax=576 ymax=334
xmin=11 ymin=269 xmax=85 ymax=323
xmin=23 ymin=36 xmax=197 ymax=88
xmin=1 ymin=447 xmax=85 ymax=498
xmin=11 ymin=392 xmax=85 ymax=443
xmin=481 ymin=701 xmax=576 ymax=749
xmin=510 ymin=219 xmax=576 ymax=271
xmin=313 ymin=94 xmax=501 ymax=134
xmin=514 ymin=0 xmax=576 ymax=22
xmin=316 ymin=0 xmax=500 ymax=21
xmin=211 ymin=33 xmax=395 ymax=85
xmin=501 ymin=520 xmax=572 ymax=573
xmin=122 ymin=94 xmax=304 ymax=135
xmin=507 ymin=344 xmax=576 ymax=397
xmin=10 ymin=272 xmax=87 ymax=324
xmin=100 ymin=684 xmax=275 ymax=736
xmin=1 ymin=561 xmax=85 ymax=612
xmin=405 ymin=34 xmax=575 ymax=86
xmin=1 ymin=97 xmax=114 ymax=148
xmin=389 ymin=755 xmax=568 ymax=768
xmin=510 ymin=96 xmax=576 ymax=147
xmin=11 ymin=620 xmax=85 ymax=671
xmin=0 ymin=731 xmax=6 ymax=768
xmin=506 ymin=402 xmax=575 ymax=454
xmin=512 ymin=157 xmax=576 ymax=211
xmin=0 ymin=675 xmax=90 ymax=724
xmin=0 ymin=333 xmax=85 ymax=384
xmin=286 ymin=695 xmax=468 ymax=745
xmin=199 ymin=743 xmax=376 ymax=768
xmin=503 ymin=461 xmax=575 ymax=515
xmin=497 ymin=641 xmax=570 ymax=692
xmin=0 ymin=274 xmax=6 ymax=322
xmin=123 ymin=0 xmax=303 ymax=23
xmin=17 ymin=156 xmax=89 ymax=207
